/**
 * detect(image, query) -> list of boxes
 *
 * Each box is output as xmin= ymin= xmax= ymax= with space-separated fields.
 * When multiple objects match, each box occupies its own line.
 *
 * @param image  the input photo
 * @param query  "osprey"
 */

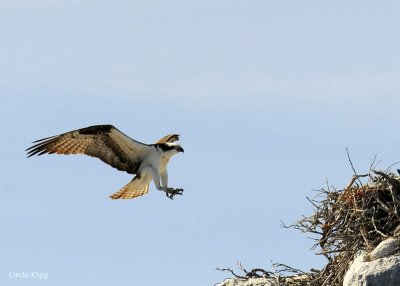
xmin=26 ymin=125 xmax=184 ymax=200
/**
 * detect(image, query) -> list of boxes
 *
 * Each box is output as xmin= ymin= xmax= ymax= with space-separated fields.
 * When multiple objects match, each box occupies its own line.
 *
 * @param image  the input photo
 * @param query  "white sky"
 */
xmin=1 ymin=1 xmax=400 ymax=285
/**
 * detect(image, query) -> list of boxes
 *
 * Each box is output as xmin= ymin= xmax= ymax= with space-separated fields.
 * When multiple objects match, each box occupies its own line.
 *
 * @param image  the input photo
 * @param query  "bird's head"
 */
xmin=169 ymin=143 xmax=184 ymax=155
xmin=157 ymin=143 xmax=184 ymax=158
xmin=175 ymin=145 xmax=184 ymax=153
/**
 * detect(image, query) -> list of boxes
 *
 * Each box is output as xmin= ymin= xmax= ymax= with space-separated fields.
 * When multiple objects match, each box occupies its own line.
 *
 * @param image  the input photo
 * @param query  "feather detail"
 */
xmin=26 ymin=125 xmax=153 ymax=175
xmin=155 ymin=134 xmax=180 ymax=144
xmin=109 ymin=177 xmax=150 ymax=199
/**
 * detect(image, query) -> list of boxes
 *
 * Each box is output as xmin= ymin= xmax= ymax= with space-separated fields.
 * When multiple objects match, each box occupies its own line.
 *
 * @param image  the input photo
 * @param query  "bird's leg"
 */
xmin=160 ymin=170 xmax=169 ymax=192
xmin=156 ymin=169 xmax=184 ymax=199
xmin=150 ymin=167 xmax=165 ymax=192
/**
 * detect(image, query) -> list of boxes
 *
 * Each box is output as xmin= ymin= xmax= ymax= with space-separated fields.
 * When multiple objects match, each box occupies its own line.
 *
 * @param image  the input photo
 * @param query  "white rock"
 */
xmin=369 ymin=238 xmax=399 ymax=261
xmin=343 ymin=251 xmax=400 ymax=286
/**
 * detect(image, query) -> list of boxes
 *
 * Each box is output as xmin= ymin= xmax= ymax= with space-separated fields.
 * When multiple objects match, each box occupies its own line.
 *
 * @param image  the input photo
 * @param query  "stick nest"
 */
xmin=296 ymin=170 xmax=400 ymax=285
xmin=219 ymin=169 xmax=400 ymax=286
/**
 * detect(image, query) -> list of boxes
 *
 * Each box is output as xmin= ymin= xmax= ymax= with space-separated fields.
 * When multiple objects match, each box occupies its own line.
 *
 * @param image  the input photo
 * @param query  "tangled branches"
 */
xmin=284 ymin=169 xmax=400 ymax=285
xmin=217 ymin=261 xmax=317 ymax=286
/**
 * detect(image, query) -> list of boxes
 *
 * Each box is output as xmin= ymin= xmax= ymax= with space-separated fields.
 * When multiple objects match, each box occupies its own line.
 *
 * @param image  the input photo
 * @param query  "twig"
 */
xmin=346 ymin=148 xmax=362 ymax=186
xmin=216 ymin=267 xmax=246 ymax=279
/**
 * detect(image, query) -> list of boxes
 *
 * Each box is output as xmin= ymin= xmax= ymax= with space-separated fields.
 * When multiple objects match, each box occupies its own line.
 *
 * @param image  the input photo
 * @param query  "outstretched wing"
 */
xmin=26 ymin=125 xmax=152 ymax=175
xmin=155 ymin=134 xmax=180 ymax=144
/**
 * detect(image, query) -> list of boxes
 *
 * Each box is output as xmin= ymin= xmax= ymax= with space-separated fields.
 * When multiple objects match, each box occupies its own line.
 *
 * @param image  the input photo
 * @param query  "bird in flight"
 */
xmin=26 ymin=125 xmax=184 ymax=200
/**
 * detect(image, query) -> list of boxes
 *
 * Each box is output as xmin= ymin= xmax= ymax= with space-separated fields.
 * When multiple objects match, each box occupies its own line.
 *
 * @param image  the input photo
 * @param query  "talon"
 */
xmin=164 ymin=187 xmax=184 ymax=199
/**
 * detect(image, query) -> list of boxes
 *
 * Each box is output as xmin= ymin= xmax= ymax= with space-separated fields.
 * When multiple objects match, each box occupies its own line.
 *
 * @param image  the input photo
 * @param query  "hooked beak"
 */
xmin=178 ymin=146 xmax=184 ymax=153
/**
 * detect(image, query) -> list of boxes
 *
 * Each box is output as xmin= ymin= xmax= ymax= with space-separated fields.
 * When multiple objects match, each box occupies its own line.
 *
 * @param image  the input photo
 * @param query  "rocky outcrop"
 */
xmin=343 ymin=238 xmax=400 ymax=286
xmin=215 ymin=241 xmax=400 ymax=286
xmin=216 ymin=243 xmax=400 ymax=286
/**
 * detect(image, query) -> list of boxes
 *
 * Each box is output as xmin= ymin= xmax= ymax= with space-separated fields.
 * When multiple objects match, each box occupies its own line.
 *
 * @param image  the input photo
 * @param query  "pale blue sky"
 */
xmin=1 ymin=1 xmax=400 ymax=285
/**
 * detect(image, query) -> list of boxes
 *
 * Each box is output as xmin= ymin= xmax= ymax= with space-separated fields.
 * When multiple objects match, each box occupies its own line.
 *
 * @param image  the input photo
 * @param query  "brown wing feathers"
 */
xmin=26 ymin=125 xmax=140 ymax=174
xmin=26 ymin=125 xmax=113 ymax=157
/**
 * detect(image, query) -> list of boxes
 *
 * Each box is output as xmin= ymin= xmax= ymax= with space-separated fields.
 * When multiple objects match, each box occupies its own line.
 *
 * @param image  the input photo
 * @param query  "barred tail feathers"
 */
xmin=110 ymin=177 xmax=149 ymax=200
